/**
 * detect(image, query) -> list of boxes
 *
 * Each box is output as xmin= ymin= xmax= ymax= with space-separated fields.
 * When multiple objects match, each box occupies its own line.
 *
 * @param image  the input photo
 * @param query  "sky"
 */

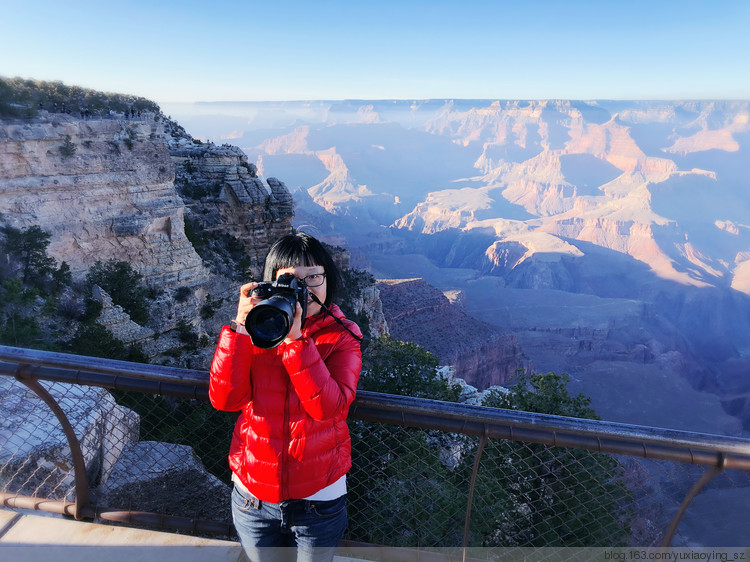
xmin=1 ymin=0 xmax=749 ymax=103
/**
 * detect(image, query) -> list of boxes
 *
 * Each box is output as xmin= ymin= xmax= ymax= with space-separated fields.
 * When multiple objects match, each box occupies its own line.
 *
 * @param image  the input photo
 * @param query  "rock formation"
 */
xmin=92 ymin=284 xmax=156 ymax=348
xmin=377 ymin=278 xmax=529 ymax=388
xmin=170 ymin=137 xmax=294 ymax=281
xmin=97 ymin=441 xmax=231 ymax=525
xmin=349 ymin=282 xmax=388 ymax=339
xmin=0 ymin=376 xmax=139 ymax=499
xmin=0 ymin=112 xmax=296 ymax=344
xmin=0 ymin=114 xmax=205 ymax=290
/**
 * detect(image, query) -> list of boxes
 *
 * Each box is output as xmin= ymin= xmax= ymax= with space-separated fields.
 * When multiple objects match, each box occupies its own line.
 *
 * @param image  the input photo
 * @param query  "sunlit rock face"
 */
xmin=238 ymin=100 xmax=750 ymax=298
xmin=0 ymin=113 xmax=296 ymax=342
xmin=0 ymin=114 xmax=206 ymax=289
xmin=169 ymin=137 xmax=294 ymax=281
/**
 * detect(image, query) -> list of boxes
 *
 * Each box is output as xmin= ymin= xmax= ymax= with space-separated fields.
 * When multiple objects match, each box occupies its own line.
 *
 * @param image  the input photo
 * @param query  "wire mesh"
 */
xmin=1 ymin=371 xmax=749 ymax=548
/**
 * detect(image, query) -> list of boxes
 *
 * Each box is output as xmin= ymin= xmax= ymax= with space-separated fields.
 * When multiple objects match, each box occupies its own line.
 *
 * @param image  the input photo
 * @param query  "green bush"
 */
xmin=347 ymin=339 xmax=630 ymax=547
xmin=0 ymin=278 xmax=42 ymax=347
xmin=60 ymin=135 xmax=76 ymax=158
xmin=469 ymin=373 xmax=630 ymax=546
xmin=358 ymin=335 xmax=460 ymax=401
xmin=175 ymin=319 xmax=199 ymax=351
xmin=174 ymin=286 xmax=192 ymax=303
xmin=86 ymin=259 xmax=150 ymax=325
xmin=0 ymin=225 xmax=58 ymax=287
xmin=67 ymin=322 xmax=147 ymax=362
xmin=0 ymin=76 xmax=160 ymax=118
xmin=348 ymin=336 xmax=464 ymax=545
xmin=200 ymin=294 xmax=222 ymax=319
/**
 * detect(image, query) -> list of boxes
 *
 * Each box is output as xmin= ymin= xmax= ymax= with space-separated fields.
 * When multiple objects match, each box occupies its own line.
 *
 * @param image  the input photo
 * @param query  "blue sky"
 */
xmin=2 ymin=0 xmax=749 ymax=102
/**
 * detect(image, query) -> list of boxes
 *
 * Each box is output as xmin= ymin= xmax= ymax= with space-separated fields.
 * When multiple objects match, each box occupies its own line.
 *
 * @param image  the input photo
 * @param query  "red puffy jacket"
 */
xmin=209 ymin=305 xmax=362 ymax=502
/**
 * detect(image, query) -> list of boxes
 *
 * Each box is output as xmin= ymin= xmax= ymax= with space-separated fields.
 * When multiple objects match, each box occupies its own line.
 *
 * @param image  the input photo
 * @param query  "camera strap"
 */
xmin=309 ymin=293 xmax=364 ymax=345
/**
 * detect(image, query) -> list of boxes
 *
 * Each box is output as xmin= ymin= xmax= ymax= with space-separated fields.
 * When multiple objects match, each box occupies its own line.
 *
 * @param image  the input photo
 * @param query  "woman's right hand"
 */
xmin=235 ymin=282 xmax=262 ymax=326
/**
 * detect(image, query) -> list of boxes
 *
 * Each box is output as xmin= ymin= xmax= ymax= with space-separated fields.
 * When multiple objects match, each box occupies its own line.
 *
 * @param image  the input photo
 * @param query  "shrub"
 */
xmin=67 ymin=322 xmax=147 ymax=362
xmin=60 ymin=135 xmax=76 ymax=158
xmin=359 ymin=335 xmax=460 ymax=401
xmin=52 ymin=261 xmax=72 ymax=291
xmin=348 ymin=341 xmax=630 ymax=547
xmin=348 ymin=336 xmax=464 ymax=544
xmin=472 ymin=373 xmax=630 ymax=546
xmin=175 ymin=319 xmax=199 ymax=350
xmin=0 ymin=76 xmax=161 ymax=119
xmin=0 ymin=225 xmax=58 ymax=288
xmin=200 ymin=294 xmax=222 ymax=319
xmin=174 ymin=286 xmax=192 ymax=303
xmin=86 ymin=259 xmax=150 ymax=325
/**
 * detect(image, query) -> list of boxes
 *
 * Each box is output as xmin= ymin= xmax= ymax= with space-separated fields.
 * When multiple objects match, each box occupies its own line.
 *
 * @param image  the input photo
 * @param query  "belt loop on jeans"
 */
xmin=236 ymin=485 xmax=262 ymax=510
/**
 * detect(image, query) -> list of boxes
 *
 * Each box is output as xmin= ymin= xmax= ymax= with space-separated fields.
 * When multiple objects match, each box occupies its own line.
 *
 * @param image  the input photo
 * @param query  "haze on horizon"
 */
xmin=1 ymin=0 xmax=749 ymax=103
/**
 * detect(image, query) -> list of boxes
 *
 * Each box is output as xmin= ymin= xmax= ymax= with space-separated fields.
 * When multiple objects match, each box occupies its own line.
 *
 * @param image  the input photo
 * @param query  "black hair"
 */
xmin=262 ymin=232 xmax=341 ymax=306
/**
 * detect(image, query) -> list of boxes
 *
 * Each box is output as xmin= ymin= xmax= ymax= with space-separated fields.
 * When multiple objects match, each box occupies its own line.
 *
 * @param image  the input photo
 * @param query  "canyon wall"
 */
xmin=0 ymin=114 xmax=204 ymax=289
xmin=0 ymin=113 xmax=296 ymax=338
xmin=377 ymin=278 xmax=529 ymax=387
xmin=170 ymin=136 xmax=294 ymax=280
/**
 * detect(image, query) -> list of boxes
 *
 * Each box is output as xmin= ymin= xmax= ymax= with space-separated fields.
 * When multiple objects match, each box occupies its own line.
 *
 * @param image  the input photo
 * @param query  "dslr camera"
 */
xmin=246 ymin=273 xmax=308 ymax=348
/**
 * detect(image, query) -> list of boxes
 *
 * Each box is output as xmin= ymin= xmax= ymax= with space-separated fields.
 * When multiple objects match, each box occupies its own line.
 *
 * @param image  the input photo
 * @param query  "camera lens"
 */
xmin=246 ymin=294 xmax=295 ymax=348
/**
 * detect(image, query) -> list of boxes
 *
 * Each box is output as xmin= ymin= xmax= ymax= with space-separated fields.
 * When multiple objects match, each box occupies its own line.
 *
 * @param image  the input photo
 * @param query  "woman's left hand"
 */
xmin=284 ymin=302 xmax=304 ymax=344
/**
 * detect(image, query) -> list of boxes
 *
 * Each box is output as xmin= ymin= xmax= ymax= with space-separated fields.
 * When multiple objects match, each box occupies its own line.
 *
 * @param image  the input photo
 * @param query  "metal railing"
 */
xmin=1 ymin=344 xmax=750 ymax=548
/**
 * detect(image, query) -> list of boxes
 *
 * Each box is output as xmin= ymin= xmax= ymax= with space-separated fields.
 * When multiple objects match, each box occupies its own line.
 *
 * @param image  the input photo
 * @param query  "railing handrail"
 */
xmin=3 ymin=344 xmax=750 ymax=465
xmin=0 ymin=343 xmax=207 ymax=382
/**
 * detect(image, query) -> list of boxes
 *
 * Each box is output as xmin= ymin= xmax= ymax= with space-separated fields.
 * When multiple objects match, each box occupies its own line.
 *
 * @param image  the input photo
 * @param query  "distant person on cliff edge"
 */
xmin=209 ymin=232 xmax=363 ymax=562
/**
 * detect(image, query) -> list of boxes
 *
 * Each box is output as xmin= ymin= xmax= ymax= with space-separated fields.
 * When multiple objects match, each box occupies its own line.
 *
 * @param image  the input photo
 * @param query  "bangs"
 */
xmin=263 ymin=234 xmax=325 ymax=280
xmin=260 ymin=232 xmax=342 ymax=306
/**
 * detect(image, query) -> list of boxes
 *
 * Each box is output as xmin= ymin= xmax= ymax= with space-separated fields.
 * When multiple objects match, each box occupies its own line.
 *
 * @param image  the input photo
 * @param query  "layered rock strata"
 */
xmin=170 ymin=138 xmax=294 ymax=281
xmin=0 ymin=114 xmax=206 ymax=290
xmin=377 ymin=278 xmax=529 ymax=388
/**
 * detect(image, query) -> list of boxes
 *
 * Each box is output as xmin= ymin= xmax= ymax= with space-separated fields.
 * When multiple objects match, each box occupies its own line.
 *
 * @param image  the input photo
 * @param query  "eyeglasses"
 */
xmin=300 ymin=273 xmax=326 ymax=287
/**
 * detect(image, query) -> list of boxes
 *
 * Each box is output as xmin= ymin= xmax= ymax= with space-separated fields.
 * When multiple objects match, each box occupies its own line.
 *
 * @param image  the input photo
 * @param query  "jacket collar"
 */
xmin=303 ymin=303 xmax=344 ymax=333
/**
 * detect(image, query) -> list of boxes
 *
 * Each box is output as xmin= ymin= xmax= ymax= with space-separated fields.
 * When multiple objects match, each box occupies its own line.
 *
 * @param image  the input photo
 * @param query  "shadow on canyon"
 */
xmin=364 ymin=226 xmax=750 ymax=435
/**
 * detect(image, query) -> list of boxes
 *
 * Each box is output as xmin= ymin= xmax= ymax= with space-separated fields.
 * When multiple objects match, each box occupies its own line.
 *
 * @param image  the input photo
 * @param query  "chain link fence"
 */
xmin=2 ymin=346 xmax=750 ymax=549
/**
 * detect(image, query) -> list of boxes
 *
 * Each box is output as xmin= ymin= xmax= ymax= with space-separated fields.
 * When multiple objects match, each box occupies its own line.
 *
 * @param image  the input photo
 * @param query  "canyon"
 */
xmin=2 ymin=96 xmax=749 ymax=435
xmin=2 ymin=93 xmax=750 ymax=549
xmin=377 ymin=278 xmax=528 ymax=388
xmin=0 ymin=112 xmax=297 ymax=347
xmin=166 ymin=99 xmax=750 ymax=435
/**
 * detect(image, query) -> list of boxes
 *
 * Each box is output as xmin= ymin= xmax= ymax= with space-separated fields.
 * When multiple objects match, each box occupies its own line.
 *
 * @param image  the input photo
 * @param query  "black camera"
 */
xmin=245 ymin=273 xmax=308 ymax=348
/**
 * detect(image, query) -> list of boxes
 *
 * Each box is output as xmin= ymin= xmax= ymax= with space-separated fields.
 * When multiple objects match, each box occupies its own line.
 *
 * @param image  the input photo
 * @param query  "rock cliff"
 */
xmin=377 ymin=278 xmax=529 ymax=388
xmin=170 ymin=136 xmax=294 ymax=281
xmin=0 ymin=112 xmax=296 ymax=343
xmin=0 ymin=113 xmax=205 ymax=289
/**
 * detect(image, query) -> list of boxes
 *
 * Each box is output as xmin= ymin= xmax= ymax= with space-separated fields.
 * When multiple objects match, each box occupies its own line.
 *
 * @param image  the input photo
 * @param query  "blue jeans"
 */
xmin=231 ymin=484 xmax=347 ymax=562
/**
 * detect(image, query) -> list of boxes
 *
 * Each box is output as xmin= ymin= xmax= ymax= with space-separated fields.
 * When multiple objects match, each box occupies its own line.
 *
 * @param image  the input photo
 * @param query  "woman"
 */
xmin=209 ymin=232 xmax=362 ymax=562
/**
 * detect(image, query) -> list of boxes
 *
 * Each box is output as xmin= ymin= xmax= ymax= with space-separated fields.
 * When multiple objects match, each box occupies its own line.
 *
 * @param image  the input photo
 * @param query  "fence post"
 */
xmin=463 ymin=424 xmax=489 ymax=554
xmin=14 ymin=365 xmax=92 ymax=520
xmin=660 ymin=452 xmax=727 ymax=546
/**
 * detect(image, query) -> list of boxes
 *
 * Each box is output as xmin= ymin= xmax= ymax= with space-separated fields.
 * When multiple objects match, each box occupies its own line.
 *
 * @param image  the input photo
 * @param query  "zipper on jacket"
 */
xmin=281 ymin=374 xmax=290 ymax=498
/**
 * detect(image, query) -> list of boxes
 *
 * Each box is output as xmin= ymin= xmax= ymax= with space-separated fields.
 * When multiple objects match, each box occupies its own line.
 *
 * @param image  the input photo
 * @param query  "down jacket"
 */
xmin=209 ymin=304 xmax=362 ymax=503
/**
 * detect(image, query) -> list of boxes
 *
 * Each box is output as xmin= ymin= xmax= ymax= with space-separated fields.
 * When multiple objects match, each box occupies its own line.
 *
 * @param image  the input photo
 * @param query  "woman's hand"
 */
xmin=284 ymin=302 xmax=304 ymax=344
xmin=235 ymin=282 xmax=262 ymax=326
